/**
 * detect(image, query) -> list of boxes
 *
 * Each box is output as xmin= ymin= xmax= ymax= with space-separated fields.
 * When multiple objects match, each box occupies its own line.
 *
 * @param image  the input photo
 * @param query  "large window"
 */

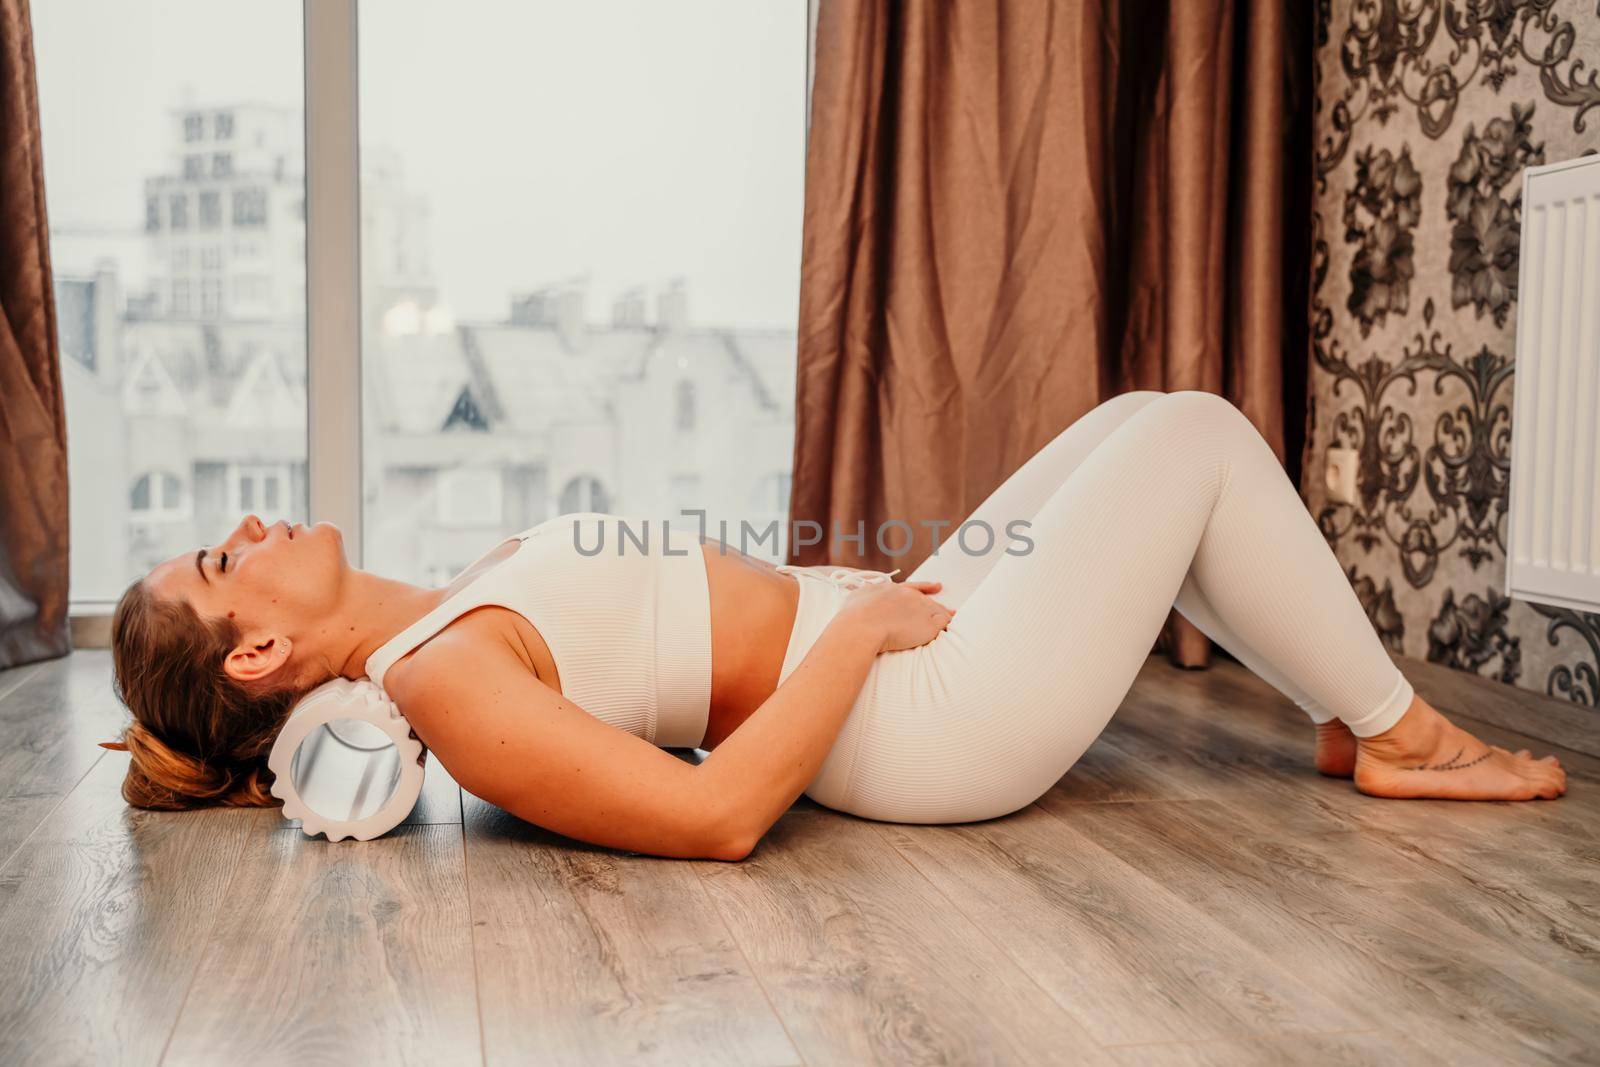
xmin=39 ymin=2 xmax=804 ymax=605
xmin=358 ymin=1 xmax=804 ymax=582
xmin=35 ymin=1 xmax=307 ymax=602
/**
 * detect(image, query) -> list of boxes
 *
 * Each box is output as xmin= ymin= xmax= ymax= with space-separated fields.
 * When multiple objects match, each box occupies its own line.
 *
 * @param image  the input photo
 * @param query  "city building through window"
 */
xmin=437 ymin=467 xmax=503 ymax=527
xmin=232 ymin=188 xmax=267 ymax=227
xmin=198 ymin=191 xmax=221 ymax=229
xmin=559 ymin=475 xmax=610 ymax=516
xmin=231 ymin=463 xmax=290 ymax=516
xmin=129 ymin=471 xmax=185 ymax=519
xmin=675 ymin=379 xmax=696 ymax=433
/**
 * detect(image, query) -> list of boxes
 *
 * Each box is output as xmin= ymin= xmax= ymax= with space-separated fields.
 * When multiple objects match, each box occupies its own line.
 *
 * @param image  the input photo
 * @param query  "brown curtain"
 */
xmin=0 ymin=0 xmax=69 ymax=669
xmin=791 ymin=0 xmax=1310 ymax=579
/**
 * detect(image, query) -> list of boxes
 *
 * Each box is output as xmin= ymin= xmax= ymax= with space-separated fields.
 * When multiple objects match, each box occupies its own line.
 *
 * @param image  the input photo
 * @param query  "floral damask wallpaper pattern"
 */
xmin=1304 ymin=0 xmax=1600 ymax=708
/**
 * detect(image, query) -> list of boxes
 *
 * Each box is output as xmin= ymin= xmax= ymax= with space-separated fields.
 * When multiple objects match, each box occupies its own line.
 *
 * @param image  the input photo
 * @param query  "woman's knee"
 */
xmin=1081 ymin=390 xmax=1168 ymax=427
xmin=1156 ymin=390 xmax=1255 ymax=434
xmin=1116 ymin=389 xmax=1169 ymax=408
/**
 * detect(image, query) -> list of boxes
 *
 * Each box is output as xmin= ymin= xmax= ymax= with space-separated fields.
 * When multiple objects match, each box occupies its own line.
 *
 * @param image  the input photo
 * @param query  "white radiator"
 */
xmin=1507 ymin=154 xmax=1600 ymax=613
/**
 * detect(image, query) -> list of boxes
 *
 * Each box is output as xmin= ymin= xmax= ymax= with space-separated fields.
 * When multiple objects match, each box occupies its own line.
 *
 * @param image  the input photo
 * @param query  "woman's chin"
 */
xmin=322 ymin=522 xmax=348 ymax=556
xmin=302 ymin=521 xmax=349 ymax=566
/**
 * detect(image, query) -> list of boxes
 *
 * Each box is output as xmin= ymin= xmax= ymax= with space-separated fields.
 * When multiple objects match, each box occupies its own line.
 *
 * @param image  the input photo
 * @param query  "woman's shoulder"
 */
xmin=382 ymin=605 xmax=546 ymax=710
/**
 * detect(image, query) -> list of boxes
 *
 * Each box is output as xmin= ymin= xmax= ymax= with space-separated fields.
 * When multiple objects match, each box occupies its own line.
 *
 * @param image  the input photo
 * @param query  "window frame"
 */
xmin=303 ymin=0 xmax=364 ymax=566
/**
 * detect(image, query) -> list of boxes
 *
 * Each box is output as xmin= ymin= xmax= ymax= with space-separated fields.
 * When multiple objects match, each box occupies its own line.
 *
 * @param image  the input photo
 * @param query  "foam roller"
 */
xmin=267 ymin=677 xmax=426 ymax=841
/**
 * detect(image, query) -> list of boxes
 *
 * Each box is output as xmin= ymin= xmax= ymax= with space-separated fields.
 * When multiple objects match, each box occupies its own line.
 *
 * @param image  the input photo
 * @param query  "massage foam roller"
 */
xmin=267 ymin=677 xmax=426 ymax=842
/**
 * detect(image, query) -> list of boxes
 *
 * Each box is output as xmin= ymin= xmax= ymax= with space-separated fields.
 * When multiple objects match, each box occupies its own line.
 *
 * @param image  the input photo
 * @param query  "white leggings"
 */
xmin=777 ymin=390 xmax=1415 ymax=823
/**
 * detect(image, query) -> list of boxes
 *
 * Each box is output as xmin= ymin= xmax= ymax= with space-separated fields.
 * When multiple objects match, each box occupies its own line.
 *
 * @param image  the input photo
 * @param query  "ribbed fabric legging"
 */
xmin=778 ymin=390 xmax=1415 ymax=823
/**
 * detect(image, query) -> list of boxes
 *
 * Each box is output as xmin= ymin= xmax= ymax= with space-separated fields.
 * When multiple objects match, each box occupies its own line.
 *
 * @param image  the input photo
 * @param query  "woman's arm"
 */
xmin=389 ymin=584 xmax=950 ymax=860
xmin=690 ymin=608 xmax=886 ymax=854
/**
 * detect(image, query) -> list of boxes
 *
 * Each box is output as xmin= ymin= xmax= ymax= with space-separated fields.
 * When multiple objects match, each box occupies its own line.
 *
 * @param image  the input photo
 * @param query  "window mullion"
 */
xmin=303 ymin=0 xmax=364 ymax=565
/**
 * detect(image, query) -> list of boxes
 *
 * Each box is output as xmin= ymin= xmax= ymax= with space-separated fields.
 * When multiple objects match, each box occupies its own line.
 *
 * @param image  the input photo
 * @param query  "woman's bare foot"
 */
xmin=1314 ymin=720 xmax=1357 ymax=778
xmin=1353 ymin=695 xmax=1567 ymax=801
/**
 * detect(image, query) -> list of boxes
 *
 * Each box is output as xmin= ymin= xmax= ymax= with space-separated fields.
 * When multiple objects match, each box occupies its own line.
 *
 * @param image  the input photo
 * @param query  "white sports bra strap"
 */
xmin=364 ymin=536 xmax=530 ymax=690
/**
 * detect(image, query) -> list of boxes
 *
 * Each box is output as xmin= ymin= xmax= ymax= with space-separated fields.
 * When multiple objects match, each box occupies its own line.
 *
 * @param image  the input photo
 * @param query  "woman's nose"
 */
xmin=228 ymin=514 xmax=266 ymax=548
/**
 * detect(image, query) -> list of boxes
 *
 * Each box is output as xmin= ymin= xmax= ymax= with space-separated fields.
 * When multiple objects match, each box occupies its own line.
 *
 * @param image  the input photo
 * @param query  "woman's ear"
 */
xmin=223 ymin=633 xmax=294 ymax=686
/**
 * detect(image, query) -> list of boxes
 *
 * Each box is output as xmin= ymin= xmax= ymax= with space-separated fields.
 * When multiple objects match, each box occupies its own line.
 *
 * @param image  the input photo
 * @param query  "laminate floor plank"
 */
xmin=0 ymin=756 xmax=259 ymax=1067
xmin=1082 ymin=700 xmax=1363 ymax=837
xmin=877 ymin=807 xmax=1362 ymax=1046
xmin=461 ymin=795 xmax=799 ymax=1066
xmin=0 ymin=794 xmax=70 ymax=888
xmin=406 ymin=757 xmax=463 ymax=825
xmin=1137 ymin=657 xmax=1600 ymax=787
xmin=1141 ymin=696 xmax=1600 ymax=992
xmin=1107 ymin=1031 xmax=1435 ymax=1066
xmin=8 ymin=649 xmax=1597 ymax=1065
xmin=1096 ymin=662 xmax=1600 ymax=859
xmin=1138 ymin=664 xmax=1598 ymax=866
xmin=698 ymin=808 xmax=1110 ymax=1065
xmin=0 ymin=659 xmax=41 ymax=706
xmin=163 ymin=818 xmax=480 ymax=1066
xmin=1049 ymin=729 xmax=1205 ymax=805
xmin=1097 ymin=663 xmax=1600 ymax=994
xmin=0 ymin=654 xmax=124 ymax=870
xmin=1399 ymin=652 xmax=1600 ymax=759
xmin=1056 ymin=797 xmax=1598 ymax=1064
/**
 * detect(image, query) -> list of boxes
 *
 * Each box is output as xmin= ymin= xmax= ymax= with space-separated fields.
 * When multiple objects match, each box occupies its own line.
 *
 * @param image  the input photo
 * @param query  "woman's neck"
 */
xmin=325 ymin=570 xmax=450 ymax=684
xmin=315 ymin=536 xmax=527 ymax=687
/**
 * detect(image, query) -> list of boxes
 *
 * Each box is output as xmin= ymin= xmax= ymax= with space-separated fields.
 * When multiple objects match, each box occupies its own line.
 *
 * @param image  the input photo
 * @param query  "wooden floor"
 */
xmin=0 ymin=652 xmax=1595 ymax=1066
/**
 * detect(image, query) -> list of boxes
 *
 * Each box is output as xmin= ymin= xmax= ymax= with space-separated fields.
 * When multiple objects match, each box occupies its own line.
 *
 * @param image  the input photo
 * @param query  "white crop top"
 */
xmin=363 ymin=513 xmax=713 ymax=748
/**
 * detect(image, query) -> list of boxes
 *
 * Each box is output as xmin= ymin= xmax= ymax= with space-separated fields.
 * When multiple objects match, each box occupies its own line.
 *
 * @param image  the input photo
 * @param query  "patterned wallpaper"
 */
xmin=1303 ymin=1 xmax=1600 ymax=711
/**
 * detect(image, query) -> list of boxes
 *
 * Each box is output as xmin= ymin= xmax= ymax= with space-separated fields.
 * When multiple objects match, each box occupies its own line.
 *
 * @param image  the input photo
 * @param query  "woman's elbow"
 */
xmin=696 ymin=797 xmax=763 ymax=861
xmin=702 ymin=830 xmax=759 ymax=862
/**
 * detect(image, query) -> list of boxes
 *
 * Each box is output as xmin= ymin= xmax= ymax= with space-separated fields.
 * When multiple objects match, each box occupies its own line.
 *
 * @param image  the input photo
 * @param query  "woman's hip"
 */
xmin=775 ymin=562 xmax=1125 ymax=824
xmin=802 ymin=632 xmax=1113 ymax=823
xmin=806 ymin=646 xmax=1107 ymax=825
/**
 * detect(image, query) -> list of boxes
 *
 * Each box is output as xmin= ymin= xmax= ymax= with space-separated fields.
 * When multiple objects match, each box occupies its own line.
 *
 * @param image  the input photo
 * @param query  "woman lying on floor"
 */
xmin=105 ymin=391 xmax=1566 ymax=859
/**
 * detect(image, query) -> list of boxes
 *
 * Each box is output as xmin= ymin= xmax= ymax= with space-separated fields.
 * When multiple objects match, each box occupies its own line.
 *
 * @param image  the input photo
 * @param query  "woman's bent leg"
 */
xmin=822 ymin=391 xmax=1415 ymax=823
xmin=908 ymin=391 xmax=1166 ymax=607
xmin=911 ymin=390 xmax=1351 ymax=727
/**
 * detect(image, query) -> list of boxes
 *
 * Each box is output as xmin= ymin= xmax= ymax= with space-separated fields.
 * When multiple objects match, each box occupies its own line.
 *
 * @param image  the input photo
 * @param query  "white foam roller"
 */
xmin=267 ymin=677 xmax=426 ymax=842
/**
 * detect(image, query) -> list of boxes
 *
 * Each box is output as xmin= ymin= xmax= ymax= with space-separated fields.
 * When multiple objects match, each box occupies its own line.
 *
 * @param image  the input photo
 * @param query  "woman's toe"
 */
xmin=1527 ymin=763 xmax=1565 ymax=797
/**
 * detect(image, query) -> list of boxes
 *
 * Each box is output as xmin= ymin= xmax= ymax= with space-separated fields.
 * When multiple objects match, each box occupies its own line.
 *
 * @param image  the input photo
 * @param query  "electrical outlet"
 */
xmin=1325 ymin=447 xmax=1359 ymax=505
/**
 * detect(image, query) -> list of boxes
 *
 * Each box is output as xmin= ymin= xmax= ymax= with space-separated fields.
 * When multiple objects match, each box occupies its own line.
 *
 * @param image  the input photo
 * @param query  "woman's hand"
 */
xmin=836 ymin=580 xmax=955 ymax=653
